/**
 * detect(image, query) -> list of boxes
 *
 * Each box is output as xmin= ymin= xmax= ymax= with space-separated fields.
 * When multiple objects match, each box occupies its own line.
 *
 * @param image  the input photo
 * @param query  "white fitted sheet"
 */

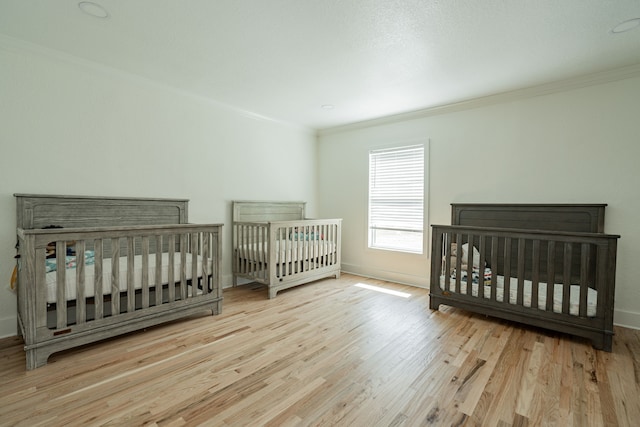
xmin=439 ymin=273 xmax=597 ymax=317
xmin=237 ymin=239 xmax=337 ymax=263
xmin=45 ymin=252 xmax=209 ymax=304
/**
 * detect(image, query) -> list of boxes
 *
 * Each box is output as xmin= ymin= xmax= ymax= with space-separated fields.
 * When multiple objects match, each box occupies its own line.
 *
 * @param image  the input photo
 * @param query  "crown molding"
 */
xmin=317 ymin=62 xmax=640 ymax=137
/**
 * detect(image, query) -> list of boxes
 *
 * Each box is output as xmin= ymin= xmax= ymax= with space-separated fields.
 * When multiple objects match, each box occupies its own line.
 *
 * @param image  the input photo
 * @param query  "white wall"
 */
xmin=0 ymin=38 xmax=317 ymax=338
xmin=317 ymin=75 xmax=640 ymax=330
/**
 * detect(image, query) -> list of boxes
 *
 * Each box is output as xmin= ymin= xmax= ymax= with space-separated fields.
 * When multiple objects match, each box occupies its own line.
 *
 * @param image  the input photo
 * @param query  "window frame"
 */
xmin=367 ymin=141 xmax=427 ymax=255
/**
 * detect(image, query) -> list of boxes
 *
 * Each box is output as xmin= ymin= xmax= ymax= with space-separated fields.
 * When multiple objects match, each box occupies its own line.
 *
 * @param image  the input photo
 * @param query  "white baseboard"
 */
xmin=341 ymin=263 xmax=428 ymax=288
xmin=614 ymin=309 xmax=640 ymax=330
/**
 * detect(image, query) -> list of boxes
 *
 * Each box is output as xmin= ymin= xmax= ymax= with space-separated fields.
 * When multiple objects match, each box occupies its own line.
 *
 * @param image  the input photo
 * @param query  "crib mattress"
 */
xmin=439 ymin=272 xmax=597 ymax=317
xmin=237 ymin=239 xmax=337 ymax=263
xmin=45 ymin=252 xmax=208 ymax=304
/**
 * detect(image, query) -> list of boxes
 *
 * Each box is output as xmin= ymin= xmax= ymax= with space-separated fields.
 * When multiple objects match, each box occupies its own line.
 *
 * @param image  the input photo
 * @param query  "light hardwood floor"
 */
xmin=1 ymin=273 xmax=639 ymax=426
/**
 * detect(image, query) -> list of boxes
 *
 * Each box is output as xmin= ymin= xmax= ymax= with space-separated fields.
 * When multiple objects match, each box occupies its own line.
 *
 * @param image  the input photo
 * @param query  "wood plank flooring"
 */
xmin=1 ymin=273 xmax=639 ymax=426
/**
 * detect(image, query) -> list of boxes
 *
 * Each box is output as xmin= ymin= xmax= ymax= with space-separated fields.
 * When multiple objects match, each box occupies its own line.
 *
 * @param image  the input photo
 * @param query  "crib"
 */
xmin=232 ymin=201 xmax=341 ymax=298
xmin=14 ymin=194 xmax=223 ymax=370
xmin=429 ymin=204 xmax=620 ymax=351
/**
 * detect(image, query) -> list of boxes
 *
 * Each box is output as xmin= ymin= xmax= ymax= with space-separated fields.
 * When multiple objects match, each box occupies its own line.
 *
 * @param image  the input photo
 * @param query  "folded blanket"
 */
xmin=45 ymin=250 xmax=95 ymax=273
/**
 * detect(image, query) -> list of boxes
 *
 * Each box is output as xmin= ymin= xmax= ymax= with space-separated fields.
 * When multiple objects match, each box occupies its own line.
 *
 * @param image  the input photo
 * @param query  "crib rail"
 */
xmin=233 ymin=219 xmax=342 ymax=290
xmin=269 ymin=219 xmax=341 ymax=281
xmin=430 ymin=224 xmax=619 ymax=349
xmin=233 ymin=222 xmax=270 ymax=283
xmin=16 ymin=223 xmax=222 ymax=343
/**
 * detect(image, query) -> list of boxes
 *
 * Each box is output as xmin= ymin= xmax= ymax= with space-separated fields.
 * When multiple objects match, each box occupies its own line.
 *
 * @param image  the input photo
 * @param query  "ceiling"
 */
xmin=1 ymin=1 xmax=640 ymax=131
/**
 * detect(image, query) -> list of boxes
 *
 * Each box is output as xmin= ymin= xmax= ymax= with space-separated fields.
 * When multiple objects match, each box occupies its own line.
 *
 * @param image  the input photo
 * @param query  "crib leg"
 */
xmin=268 ymin=288 xmax=277 ymax=299
xmin=25 ymin=347 xmax=51 ymax=370
xmin=212 ymin=300 xmax=222 ymax=315
xmin=591 ymin=332 xmax=614 ymax=352
xmin=429 ymin=296 xmax=441 ymax=311
xmin=597 ymin=333 xmax=613 ymax=352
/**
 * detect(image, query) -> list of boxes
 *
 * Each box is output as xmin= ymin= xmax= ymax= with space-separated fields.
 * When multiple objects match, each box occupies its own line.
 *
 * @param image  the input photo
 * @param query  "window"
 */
xmin=368 ymin=144 xmax=425 ymax=254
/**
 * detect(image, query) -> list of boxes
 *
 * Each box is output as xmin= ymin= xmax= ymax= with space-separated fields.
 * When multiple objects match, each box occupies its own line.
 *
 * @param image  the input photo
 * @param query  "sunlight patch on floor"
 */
xmin=354 ymin=283 xmax=411 ymax=298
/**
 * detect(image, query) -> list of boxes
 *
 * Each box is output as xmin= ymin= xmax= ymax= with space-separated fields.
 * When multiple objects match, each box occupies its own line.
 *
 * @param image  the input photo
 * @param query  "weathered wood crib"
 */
xmin=14 ymin=194 xmax=223 ymax=370
xmin=430 ymin=204 xmax=619 ymax=351
xmin=232 ymin=201 xmax=341 ymax=298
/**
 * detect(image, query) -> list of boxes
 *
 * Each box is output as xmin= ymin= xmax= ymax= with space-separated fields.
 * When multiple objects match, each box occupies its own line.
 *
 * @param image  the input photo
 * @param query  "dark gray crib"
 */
xmin=429 ymin=204 xmax=619 ymax=351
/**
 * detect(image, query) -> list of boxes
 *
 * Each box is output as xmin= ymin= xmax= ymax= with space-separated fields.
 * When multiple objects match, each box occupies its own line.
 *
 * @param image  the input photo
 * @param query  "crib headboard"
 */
xmin=15 ymin=194 xmax=189 ymax=229
xmin=232 ymin=201 xmax=306 ymax=223
xmin=451 ymin=203 xmax=606 ymax=233
xmin=450 ymin=203 xmax=608 ymax=283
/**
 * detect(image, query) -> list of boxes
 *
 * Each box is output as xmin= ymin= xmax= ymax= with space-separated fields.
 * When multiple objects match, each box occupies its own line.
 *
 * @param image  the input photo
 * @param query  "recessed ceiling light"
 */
xmin=78 ymin=1 xmax=109 ymax=19
xmin=321 ymin=104 xmax=335 ymax=110
xmin=611 ymin=18 xmax=640 ymax=34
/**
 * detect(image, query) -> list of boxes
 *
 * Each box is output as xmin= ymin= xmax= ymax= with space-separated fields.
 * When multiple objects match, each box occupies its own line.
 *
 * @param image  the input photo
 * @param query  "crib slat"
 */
xmin=75 ymin=240 xmax=86 ymax=325
xmin=141 ymin=236 xmax=150 ymax=308
xmin=202 ymin=233 xmax=210 ymax=294
xmin=301 ymin=226 xmax=306 ymax=273
xmin=310 ymin=225 xmax=316 ymax=271
xmin=327 ymin=224 xmax=331 ymax=266
xmin=284 ymin=227 xmax=291 ymax=277
xmin=503 ymin=238 xmax=511 ymax=304
xmin=250 ymin=225 xmax=255 ymax=277
xmin=253 ymin=226 xmax=259 ymax=278
xmin=246 ymin=225 xmax=251 ymax=277
xmin=155 ymin=235 xmax=162 ymax=307
xmin=303 ymin=226 xmax=309 ymax=273
xmin=314 ymin=225 xmax=319 ymax=270
xmin=478 ymin=235 xmax=486 ymax=299
xmin=490 ymin=237 xmax=498 ymax=301
xmin=546 ymin=241 xmax=555 ymax=312
xmin=249 ymin=225 xmax=253 ymax=276
xmin=443 ymin=233 xmax=451 ymax=290
xmin=237 ymin=225 xmax=243 ymax=276
xmin=255 ymin=225 xmax=261 ymax=276
xmin=56 ymin=241 xmax=67 ymax=329
xmin=531 ymin=240 xmax=541 ymax=310
xmin=168 ymin=235 xmax=176 ymax=303
xmin=234 ymin=225 xmax=239 ymax=277
xmin=258 ymin=225 xmax=263 ymax=276
xmin=180 ymin=234 xmax=187 ymax=301
xmin=214 ymin=230 xmax=221 ymax=300
xmin=234 ymin=225 xmax=240 ymax=278
xmin=579 ymin=243 xmax=590 ymax=317
xmin=298 ymin=225 xmax=303 ymax=272
xmin=454 ymin=233 xmax=462 ymax=294
xmin=562 ymin=243 xmax=572 ymax=314
xmin=464 ymin=234 xmax=473 ymax=296
xmin=191 ymin=233 xmax=198 ymax=298
xmin=94 ymin=239 xmax=104 ymax=320
xmin=248 ymin=225 xmax=255 ymax=276
xmin=111 ymin=238 xmax=120 ymax=316
xmin=127 ymin=237 xmax=135 ymax=313
xmin=314 ymin=224 xmax=319 ymax=270
xmin=284 ymin=226 xmax=290 ymax=277
xmin=318 ymin=225 xmax=324 ymax=269
xmin=319 ymin=224 xmax=324 ymax=270
xmin=323 ymin=224 xmax=329 ymax=267
xmin=516 ymin=238 xmax=525 ymax=306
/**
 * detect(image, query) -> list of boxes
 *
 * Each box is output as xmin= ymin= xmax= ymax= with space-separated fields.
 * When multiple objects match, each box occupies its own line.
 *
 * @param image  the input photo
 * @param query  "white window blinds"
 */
xmin=368 ymin=144 xmax=425 ymax=253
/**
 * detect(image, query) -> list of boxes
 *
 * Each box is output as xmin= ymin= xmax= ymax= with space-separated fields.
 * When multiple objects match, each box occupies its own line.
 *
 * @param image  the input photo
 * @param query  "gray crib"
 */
xmin=14 ymin=194 xmax=223 ymax=369
xmin=430 ymin=203 xmax=619 ymax=351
